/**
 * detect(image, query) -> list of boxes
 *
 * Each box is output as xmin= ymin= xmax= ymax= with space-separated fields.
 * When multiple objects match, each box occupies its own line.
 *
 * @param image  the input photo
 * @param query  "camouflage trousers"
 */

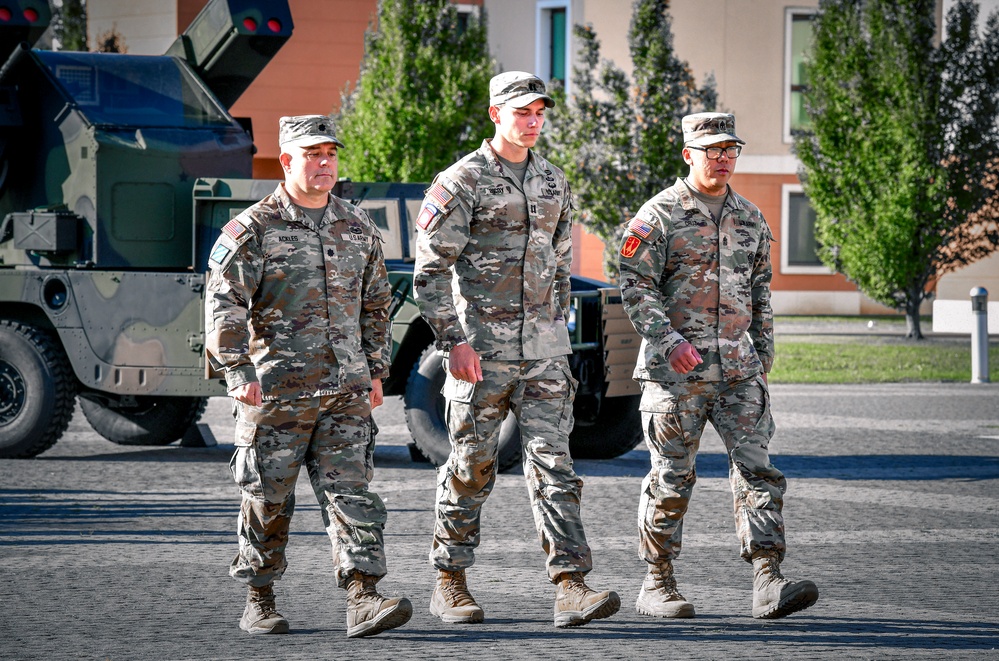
xmin=228 ymin=390 xmax=388 ymax=589
xmin=638 ymin=375 xmax=787 ymax=564
xmin=432 ymin=355 xmax=593 ymax=582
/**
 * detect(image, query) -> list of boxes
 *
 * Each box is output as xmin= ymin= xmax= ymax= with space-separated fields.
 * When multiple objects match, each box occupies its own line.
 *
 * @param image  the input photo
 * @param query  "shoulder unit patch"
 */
xmin=416 ymin=202 xmax=441 ymax=231
xmin=621 ymin=235 xmax=641 ymax=258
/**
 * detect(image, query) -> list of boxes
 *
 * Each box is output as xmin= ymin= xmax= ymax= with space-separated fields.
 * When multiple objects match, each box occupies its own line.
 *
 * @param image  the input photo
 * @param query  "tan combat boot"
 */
xmin=635 ymin=560 xmax=695 ymax=618
xmin=344 ymin=572 xmax=413 ymax=638
xmin=751 ymin=550 xmax=819 ymax=619
xmin=239 ymin=584 xmax=289 ymax=634
xmin=430 ymin=569 xmax=484 ymax=623
xmin=553 ymin=572 xmax=621 ymax=628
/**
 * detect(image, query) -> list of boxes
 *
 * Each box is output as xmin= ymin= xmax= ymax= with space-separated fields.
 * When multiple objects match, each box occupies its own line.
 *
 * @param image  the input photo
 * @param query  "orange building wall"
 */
xmin=179 ymin=0 xmax=379 ymax=179
xmin=569 ymin=173 xmax=861 ymax=290
xmin=729 ymin=173 xmax=855 ymax=292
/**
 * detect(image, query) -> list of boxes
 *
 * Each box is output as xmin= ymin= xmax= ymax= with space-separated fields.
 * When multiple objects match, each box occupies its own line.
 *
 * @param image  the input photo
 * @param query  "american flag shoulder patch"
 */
xmin=427 ymin=182 xmax=454 ymax=209
xmin=222 ymin=219 xmax=248 ymax=241
xmin=628 ymin=218 xmax=654 ymax=240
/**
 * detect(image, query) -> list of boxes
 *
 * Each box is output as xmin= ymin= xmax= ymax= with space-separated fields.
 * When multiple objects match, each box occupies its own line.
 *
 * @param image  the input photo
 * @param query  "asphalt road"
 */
xmin=3 ymin=383 xmax=998 ymax=660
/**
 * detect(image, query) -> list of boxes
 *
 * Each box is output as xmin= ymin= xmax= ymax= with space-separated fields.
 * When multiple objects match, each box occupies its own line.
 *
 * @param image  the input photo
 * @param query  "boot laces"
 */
xmin=350 ymin=574 xmax=382 ymax=605
xmin=248 ymin=586 xmax=279 ymax=617
xmin=560 ymin=572 xmax=594 ymax=598
xmin=440 ymin=571 xmax=476 ymax=606
xmin=757 ymin=553 xmax=789 ymax=586
xmin=650 ymin=563 xmax=680 ymax=596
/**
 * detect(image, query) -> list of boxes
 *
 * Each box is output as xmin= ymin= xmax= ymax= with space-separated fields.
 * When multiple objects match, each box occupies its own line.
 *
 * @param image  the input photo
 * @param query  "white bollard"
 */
xmin=970 ymin=287 xmax=989 ymax=384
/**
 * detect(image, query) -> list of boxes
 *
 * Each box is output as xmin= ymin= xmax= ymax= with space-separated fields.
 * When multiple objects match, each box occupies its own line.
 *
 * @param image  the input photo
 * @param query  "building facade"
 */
xmin=86 ymin=0 xmax=999 ymax=315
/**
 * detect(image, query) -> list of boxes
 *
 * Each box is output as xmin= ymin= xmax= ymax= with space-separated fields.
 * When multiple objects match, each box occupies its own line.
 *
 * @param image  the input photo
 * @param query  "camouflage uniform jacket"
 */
xmin=413 ymin=139 xmax=572 ymax=360
xmin=205 ymin=183 xmax=392 ymax=400
xmin=618 ymin=178 xmax=774 ymax=383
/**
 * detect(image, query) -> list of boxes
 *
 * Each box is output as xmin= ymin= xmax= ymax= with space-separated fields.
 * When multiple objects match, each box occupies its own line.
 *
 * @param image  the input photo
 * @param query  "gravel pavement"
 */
xmin=3 ymin=381 xmax=998 ymax=660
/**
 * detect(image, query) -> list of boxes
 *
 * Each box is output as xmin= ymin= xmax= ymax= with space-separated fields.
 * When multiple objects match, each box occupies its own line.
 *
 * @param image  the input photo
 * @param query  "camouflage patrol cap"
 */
xmin=278 ymin=114 xmax=346 ymax=150
xmin=682 ymin=112 xmax=745 ymax=147
xmin=489 ymin=71 xmax=555 ymax=108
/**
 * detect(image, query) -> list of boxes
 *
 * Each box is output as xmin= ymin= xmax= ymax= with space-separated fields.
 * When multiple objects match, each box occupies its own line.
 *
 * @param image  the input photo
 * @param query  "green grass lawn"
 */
xmin=770 ymin=341 xmax=999 ymax=383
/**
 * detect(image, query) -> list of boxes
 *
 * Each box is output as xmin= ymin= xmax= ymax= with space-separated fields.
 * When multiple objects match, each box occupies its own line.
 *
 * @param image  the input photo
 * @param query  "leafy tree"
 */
xmin=541 ymin=0 xmax=716 ymax=278
xmin=53 ymin=0 xmax=87 ymax=52
xmin=795 ymin=0 xmax=999 ymax=339
xmin=94 ymin=23 xmax=126 ymax=53
xmin=336 ymin=0 xmax=495 ymax=182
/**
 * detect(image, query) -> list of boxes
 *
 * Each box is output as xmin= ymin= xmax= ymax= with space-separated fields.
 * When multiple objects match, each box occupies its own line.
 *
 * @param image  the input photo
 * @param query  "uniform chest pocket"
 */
xmin=263 ymin=230 xmax=315 ymax=266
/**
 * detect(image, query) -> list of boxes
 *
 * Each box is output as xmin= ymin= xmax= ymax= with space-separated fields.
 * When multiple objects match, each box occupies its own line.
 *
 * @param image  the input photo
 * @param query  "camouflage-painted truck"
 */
xmin=0 ymin=0 xmax=642 ymax=468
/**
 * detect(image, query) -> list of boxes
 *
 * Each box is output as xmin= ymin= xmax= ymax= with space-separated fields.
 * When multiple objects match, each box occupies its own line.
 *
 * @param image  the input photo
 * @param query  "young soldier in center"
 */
xmin=413 ymin=71 xmax=621 ymax=628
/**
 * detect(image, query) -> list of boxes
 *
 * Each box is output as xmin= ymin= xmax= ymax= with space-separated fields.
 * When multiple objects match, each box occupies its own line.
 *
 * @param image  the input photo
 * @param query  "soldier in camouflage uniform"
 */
xmin=413 ymin=71 xmax=621 ymax=628
xmin=205 ymin=115 xmax=412 ymax=638
xmin=618 ymin=113 xmax=818 ymax=620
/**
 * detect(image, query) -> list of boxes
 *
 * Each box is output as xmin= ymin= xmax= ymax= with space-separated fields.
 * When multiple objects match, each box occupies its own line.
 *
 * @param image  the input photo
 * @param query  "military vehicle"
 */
xmin=0 ymin=0 xmax=642 ymax=468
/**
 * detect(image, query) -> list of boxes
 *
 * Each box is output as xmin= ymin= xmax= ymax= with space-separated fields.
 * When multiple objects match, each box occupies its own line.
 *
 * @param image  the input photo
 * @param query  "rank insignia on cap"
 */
xmin=416 ymin=202 xmax=440 ymax=230
xmin=427 ymin=183 xmax=454 ymax=209
xmin=222 ymin=219 xmax=247 ymax=241
xmin=628 ymin=218 xmax=654 ymax=240
xmin=621 ymin=235 xmax=641 ymax=258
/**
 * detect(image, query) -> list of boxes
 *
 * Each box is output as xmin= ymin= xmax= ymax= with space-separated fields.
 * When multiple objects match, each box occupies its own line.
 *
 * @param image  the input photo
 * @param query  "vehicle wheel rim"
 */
xmin=0 ymin=360 xmax=26 ymax=425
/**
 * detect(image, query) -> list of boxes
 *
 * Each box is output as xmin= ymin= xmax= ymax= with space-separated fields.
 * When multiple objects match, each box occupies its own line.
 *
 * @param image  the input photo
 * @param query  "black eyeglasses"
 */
xmin=688 ymin=145 xmax=742 ymax=160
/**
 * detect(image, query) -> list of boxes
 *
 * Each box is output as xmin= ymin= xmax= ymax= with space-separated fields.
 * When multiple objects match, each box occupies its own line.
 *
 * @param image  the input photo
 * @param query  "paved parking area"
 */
xmin=2 ymin=382 xmax=998 ymax=660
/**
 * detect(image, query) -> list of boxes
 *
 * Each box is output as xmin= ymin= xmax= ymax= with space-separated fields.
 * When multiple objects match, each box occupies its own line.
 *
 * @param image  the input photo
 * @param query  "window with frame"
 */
xmin=536 ymin=1 xmax=571 ymax=88
xmin=781 ymin=184 xmax=829 ymax=274
xmin=453 ymin=3 xmax=478 ymax=34
xmin=784 ymin=9 xmax=815 ymax=141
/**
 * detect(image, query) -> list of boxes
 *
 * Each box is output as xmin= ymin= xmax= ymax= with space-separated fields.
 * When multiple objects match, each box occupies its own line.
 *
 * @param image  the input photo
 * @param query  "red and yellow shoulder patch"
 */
xmin=621 ymin=235 xmax=641 ymax=258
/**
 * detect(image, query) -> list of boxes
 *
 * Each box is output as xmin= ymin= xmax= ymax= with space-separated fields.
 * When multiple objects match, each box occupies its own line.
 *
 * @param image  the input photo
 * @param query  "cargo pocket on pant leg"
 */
xmin=555 ymin=364 xmax=579 ymax=437
xmin=230 ymin=418 xmax=264 ymax=500
xmin=443 ymin=372 xmax=478 ymax=442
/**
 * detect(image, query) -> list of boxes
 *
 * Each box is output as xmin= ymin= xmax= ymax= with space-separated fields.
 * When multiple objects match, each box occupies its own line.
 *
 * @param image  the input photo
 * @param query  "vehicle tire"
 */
xmin=404 ymin=345 xmax=522 ymax=472
xmin=569 ymin=393 xmax=643 ymax=459
xmin=80 ymin=395 xmax=208 ymax=446
xmin=0 ymin=321 xmax=77 ymax=458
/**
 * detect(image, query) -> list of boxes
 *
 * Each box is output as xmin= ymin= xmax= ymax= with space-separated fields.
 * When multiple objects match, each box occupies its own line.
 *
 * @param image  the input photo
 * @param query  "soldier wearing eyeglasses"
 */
xmin=618 ymin=113 xmax=818 ymax=621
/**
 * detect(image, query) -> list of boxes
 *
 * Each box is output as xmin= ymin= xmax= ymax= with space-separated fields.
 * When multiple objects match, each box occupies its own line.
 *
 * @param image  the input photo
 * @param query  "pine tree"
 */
xmin=336 ymin=0 xmax=494 ymax=182
xmin=54 ymin=0 xmax=87 ymax=52
xmin=541 ymin=0 xmax=715 ymax=278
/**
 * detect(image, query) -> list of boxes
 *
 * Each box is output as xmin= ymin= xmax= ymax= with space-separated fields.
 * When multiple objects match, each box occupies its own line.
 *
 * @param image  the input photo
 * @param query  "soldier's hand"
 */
xmin=668 ymin=342 xmax=703 ymax=374
xmin=231 ymin=381 xmax=262 ymax=406
xmin=449 ymin=342 xmax=483 ymax=383
xmin=370 ymin=378 xmax=384 ymax=409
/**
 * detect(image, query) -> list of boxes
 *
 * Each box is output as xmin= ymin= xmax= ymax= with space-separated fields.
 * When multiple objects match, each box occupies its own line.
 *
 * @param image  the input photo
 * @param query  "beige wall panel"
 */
xmin=577 ymin=0 xmax=633 ymax=80
xmin=937 ymin=253 xmax=999 ymax=302
xmin=87 ymin=0 xmax=177 ymax=54
xmin=485 ymin=0 xmax=537 ymax=73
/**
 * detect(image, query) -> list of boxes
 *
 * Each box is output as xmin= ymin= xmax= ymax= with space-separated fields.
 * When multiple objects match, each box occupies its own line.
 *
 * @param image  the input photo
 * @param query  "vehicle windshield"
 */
xmin=35 ymin=51 xmax=233 ymax=129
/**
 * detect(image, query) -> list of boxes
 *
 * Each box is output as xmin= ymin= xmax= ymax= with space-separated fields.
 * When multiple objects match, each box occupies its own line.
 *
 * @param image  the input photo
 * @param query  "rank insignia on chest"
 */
xmin=427 ymin=183 xmax=454 ymax=209
xmin=416 ymin=202 xmax=441 ymax=230
xmin=621 ymin=235 xmax=641 ymax=258
xmin=628 ymin=218 xmax=654 ymax=240
xmin=222 ymin=219 xmax=247 ymax=241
